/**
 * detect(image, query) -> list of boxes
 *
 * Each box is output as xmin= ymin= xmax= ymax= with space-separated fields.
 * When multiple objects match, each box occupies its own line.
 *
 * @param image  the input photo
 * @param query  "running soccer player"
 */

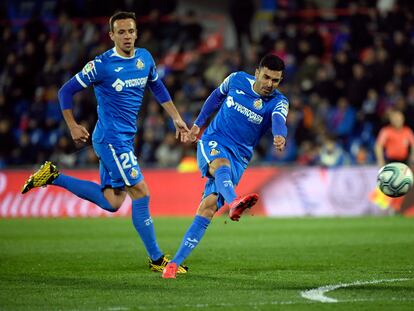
xmin=21 ymin=12 xmax=189 ymax=274
xmin=162 ymin=54 xmax=288 ymax=278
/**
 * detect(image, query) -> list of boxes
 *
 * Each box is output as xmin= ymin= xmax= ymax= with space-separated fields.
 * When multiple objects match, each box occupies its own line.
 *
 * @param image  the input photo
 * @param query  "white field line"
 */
xmin=300 ymin=278 xmax=412 ymax=303
xmin=103 ymin=278 xmax=414 ymax=310
xmin=133 ymin=301 xmax=300 ymax=310
xmin=116 ymin=296 xmax=414 ymax=310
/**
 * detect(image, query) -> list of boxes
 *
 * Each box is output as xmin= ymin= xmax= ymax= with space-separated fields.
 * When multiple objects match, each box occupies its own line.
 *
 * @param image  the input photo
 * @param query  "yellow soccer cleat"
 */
xmin=21 ymin=161 xmax=59 ymax=194
xmin=148 ymin=255 xmax=188 ymax=274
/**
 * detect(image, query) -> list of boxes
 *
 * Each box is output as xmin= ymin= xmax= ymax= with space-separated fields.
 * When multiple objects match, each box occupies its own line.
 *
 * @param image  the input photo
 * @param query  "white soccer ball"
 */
xmin=377 ymin=162 xmax=413 ymax=197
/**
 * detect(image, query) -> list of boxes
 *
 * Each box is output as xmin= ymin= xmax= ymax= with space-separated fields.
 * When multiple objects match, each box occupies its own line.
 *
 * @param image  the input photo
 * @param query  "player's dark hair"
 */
xmin=258 ymin=54 xmax=285 ymax=71
xmin=109 ymin=11 xmax=136 ymax=32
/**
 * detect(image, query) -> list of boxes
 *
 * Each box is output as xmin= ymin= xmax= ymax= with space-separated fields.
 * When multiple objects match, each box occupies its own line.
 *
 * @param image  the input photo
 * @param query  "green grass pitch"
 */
xmin=1 ymin=216 xmax=413 ymax=310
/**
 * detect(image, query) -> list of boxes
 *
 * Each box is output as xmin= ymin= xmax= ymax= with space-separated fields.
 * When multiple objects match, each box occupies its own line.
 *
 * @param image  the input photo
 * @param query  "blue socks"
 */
xmin=171 ymin=215 xmax=211 ymax=265
xmin=54 ymin=175 xmax=162 ymax=260
xmin=53 ymin=174 xmax=116 ymax=212
xmin=214 ymin=166 xmax=237 ymax=204
xmin=131 ymin=196 xmax=163 ymax=261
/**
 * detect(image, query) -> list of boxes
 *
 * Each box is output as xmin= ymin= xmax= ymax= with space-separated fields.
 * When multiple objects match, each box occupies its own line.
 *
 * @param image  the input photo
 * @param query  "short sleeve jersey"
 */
xmin=75 ymin=47 xmax=158 ymax=144
xmin=203 ymin=71 xmax=289 ymax=161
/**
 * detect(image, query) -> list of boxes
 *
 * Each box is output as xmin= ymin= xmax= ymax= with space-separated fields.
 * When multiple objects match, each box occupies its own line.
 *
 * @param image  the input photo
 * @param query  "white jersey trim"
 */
xmin=110 ymin=47 xmax=136 ymax=59
xmin=108 ymin=144 xmax=131 ymax=186
xmin=149 ymin=72 xmax=159 ymax=82
xmin=198 ymin=140 xmax=211 ymax=164
xmin=75 ymin=73 xmax=87 ymax=88
xmin=272 ymin=111 xmax=287 ymax=122
xmin=246 ymin=77 xmax=260 ymax=96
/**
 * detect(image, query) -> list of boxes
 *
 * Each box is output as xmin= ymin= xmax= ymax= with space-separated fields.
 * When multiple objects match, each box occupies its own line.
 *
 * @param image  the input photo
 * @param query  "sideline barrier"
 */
xmin=0 ymin=167 xmax=276 ymax=217
xmin=0 ymin=166 xmax=412 ymax=217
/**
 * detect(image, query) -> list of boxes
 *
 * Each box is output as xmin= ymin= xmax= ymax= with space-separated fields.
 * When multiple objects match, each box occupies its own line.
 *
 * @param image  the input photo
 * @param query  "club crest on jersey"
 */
xmin=210 ymin=149 xmax=220 ymax=156
xmin=129 ymin=168 xmax=139 ymax=179
xmin=254 ymin=99 xmax=263 ymax=110
xmin=82 ymin=61 xmax=94 ymax=75
xmin=136 ymin=59 xmax=145 ymax=70
xmin=112 ymin=78 xmax=125 ymax=92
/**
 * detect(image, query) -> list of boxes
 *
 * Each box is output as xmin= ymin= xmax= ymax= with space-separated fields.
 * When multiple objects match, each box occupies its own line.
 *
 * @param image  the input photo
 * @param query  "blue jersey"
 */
xmin=203 ymin=71 xmax=289 ymax=161
xmin=75 ymin=47 xmax=159 ymax=144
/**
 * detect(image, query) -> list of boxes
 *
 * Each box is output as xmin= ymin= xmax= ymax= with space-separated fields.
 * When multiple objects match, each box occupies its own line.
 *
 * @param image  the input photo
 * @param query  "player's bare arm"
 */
xmin=160 ymin=101 xmax=190 ymax=142
xmin=62 ymin=109 xmax=90 ymax=144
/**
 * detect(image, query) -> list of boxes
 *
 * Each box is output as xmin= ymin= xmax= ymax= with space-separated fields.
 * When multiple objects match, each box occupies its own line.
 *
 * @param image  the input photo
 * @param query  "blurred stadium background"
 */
xmin=1 ymin=0 xmax=414 ymax=216
xmin=2 ymin=1 xmax=414 ymax=310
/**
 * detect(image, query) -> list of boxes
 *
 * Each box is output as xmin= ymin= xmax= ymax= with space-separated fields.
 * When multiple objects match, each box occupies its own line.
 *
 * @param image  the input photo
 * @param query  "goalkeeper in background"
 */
xmin=21 ymin=11 xmax=189 ymax=274
xmin=163 ymin=54 xmax=289 ymax=278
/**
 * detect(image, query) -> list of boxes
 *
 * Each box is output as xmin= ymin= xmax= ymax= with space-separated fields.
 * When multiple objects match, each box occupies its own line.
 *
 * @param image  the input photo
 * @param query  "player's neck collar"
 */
xmin=111 ymin=47 xmax=136 ymax=59
xmin=247 ymin=77 xmax=260 ymax=96
xmin=247 ymin=77 xmax=277 ymax=98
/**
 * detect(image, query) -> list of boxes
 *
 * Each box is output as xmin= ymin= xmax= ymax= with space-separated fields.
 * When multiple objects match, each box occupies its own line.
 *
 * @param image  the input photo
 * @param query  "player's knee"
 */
xmin=209 ymin=158 xmax=231 ymax=176
xmin=127 ymin=181 xmax=149 ymax=200
xmin=104 ymin=188 xmax=126 ymax=211
xmin=109 ymin=201 xmax=123 ymax=211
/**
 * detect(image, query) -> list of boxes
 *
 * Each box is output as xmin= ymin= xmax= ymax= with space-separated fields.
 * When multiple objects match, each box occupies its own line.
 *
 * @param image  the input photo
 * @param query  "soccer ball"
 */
xmin=377 ymin=162 xmax=413 ymax=197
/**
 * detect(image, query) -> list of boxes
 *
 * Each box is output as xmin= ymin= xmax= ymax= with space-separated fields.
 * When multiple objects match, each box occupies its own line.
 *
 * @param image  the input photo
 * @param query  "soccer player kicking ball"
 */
xmin=162 ymin=54 xmax=288 ymax=278
xmin=21 ymin=12 xmax=189 ymax=274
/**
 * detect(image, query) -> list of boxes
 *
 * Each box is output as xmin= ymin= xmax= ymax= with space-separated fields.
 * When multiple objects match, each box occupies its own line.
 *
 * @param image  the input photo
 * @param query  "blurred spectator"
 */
xmin=328 ymin=97 xmax=356 ymax=143
xmin=0 ymin=118 xmax=14 ymax=167
xmin=204 ymin=54 xmax=231 ymax=88
xmin=297 ymin=141 xmax=319 ymax=166
xmin=2 ymin=2 xmax=414 ymax=168
xmin=346 ymin=64 xmax=370 ymax=108
xmin=318 ymin=136 xmax=350 ymax=167
xmin=178 ymin=10 xmax=203 ymax=51
xmin=229 ymin=0 xmax=255 ymax=50
xmin=155 ymin=132 xmax=183 ymax=167
xmin=351 ymin=144 xmax=375 ymax=165
xmin=50 ymin=136 xmax=77 ymax=167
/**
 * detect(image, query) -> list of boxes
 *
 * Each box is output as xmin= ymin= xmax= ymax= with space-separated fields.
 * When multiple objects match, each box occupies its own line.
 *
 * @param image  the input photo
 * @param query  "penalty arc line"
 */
xmin=103 ymin=278 xmax=414 ymax=310
xmin=300 ymin=277 xmax=412 ymax=303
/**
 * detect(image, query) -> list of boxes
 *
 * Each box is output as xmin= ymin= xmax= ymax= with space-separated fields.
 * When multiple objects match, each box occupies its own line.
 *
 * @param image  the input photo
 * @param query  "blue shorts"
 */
xmin=93 ymin=140 xmax=143 ymax=189
xmin=197 ymin=138 xmax=248 ymax=209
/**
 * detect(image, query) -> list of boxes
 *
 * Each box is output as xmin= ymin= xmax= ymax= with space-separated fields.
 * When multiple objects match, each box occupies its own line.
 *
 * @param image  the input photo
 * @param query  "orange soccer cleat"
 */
xmin=162 ymin=262 xmax=178 ymax=279
xmin=228 ymin=193 xmax=259 ymax=221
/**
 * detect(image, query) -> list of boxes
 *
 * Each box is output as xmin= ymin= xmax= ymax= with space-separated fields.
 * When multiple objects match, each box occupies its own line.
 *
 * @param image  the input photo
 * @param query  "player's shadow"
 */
xmin=13 ymin=273 xmax=307 ymax=291
xmin=11 ymin=274 xmax=168 ymax=291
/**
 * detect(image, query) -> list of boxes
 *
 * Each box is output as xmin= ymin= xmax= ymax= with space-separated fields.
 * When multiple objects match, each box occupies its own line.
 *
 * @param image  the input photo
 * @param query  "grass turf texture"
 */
xmin=0 ymin=217 xmax=413 ymax=311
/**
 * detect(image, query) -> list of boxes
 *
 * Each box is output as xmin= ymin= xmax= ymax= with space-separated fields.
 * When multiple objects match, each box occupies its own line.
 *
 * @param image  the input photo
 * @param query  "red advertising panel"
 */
xmin=0 ymin=167 xmax=278 ymax=217
xmin=2 ymin=166 xmax=413 ymax=218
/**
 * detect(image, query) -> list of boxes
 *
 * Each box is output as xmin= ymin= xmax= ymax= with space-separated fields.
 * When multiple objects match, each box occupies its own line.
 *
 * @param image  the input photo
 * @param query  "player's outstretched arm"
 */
xmin=160 ymin=101 xmax=190 ymax=142
xmin=193 ymin=88 xmax=226 ymax=129
xmin=61 ymin=110 xmax=90 ymax=144
xmin=272 ymin=110 xmax=288 ymax=152
xmin=58 ymin=77 xmax=90 ymax=144
xmin=147 ymin=79 xmax=190 ymax=142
